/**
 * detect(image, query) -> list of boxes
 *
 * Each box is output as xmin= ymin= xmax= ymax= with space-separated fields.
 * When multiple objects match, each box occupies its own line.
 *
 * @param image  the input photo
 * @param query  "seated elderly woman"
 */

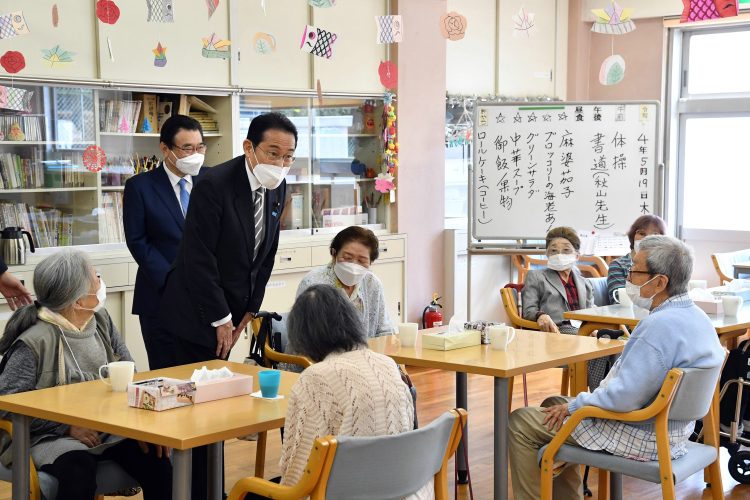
xmin=296 ymin=226 xmax=392 ymax=337
xmin=522 ymin=226 xmax=594 ymax=334
xmin=0 ymin=250 xmax=171 ymax=500
xmin=279 ymin=284 xmax=426 ymax=497
xmin=607 ymin=214 xmax=666 ymax=304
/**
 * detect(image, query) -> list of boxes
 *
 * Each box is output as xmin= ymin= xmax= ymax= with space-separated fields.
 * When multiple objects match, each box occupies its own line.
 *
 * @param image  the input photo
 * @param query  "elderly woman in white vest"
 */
xmin=0 ymin=250 xmax=171 ymax=500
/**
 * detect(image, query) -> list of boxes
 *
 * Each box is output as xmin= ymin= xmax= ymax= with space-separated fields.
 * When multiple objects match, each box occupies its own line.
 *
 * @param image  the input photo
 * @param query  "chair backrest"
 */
xmin=500 ymin=286 xmax=538 ymax=331
xmin=251 ymin=314 xmax=312 ymax=369
xmin=514 ymin=254 xmax=609 ymax=282
xmin=322 ymin=410 xmax=462 ymax=500
xmin=668 ymin=365 xmax=723 ymax=421
xmin=587 ymin=277 xmax=610 ymax=306
xmin=711 ymin=249 xmax=750 ymax=284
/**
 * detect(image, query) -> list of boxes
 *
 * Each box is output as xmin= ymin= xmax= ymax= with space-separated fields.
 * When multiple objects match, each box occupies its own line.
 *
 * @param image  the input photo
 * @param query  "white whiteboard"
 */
xmin=471 ymin=102 xmax=660 ymax=240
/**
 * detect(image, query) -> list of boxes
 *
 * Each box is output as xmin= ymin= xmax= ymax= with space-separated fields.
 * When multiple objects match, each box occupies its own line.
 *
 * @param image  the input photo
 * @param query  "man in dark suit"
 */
xmin=123 ymin=115 xmax=208 ymax=369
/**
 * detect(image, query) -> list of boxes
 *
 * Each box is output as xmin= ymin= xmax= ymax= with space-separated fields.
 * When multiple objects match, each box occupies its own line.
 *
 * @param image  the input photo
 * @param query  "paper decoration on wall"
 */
xmin=375 ymin=172 xmax=395 ymax=193
xmin=512 ymin=7 xmax=536 ymax=37
xmin=440 ymin=12 xmax=467 ymax=41
xmin=253 ymin=33 xmax=276 ymax=54
xmin=0 ymin=51 xmax=25 ymax=74
xmin=599 ymin=54 xmax=626 ymax=85
xmin=96 ymin=0 xmax=120 ymax=25
xmin=381 ymin=92 xmax=398 ymax=194
xmin=42 ymin=45 xmax=74 ymax=66
xmin=0 ymin=11 xmax=30 ymax=40
xmin=309 ymin=0 xmax=336 ymax=7
xmin=52 ymin=4 xmax=59 ymax=27
xmin=300 ymin=25 xmax=338 ymax=59
xmin=206 ymin=0 xmax=219 ymax=18
xmin=153 ymin=42 xmax=167 ymax=67
xmin=147 ymin=0 xmax=174 ymax=23
xmin=376 ymin=15 xmax=402 ymax=44
xmin=714 ymin=0 xmax=739 ymax=17
xmin=107 ymin=37 xmax=114 ymax=61
xmin=83 ymin=145 xmax=107 ymax=173
xmin=378 ymin=60 xmax=397 ymax=88
xmin=0 ymin=86 xmax=32 ymax=112
xmin=202 ymin=33 xmax=231 ymax=59
xmin=681 ymin=0 xmax=738 ymax=22
xmin=591 ymin=1 xmax=636 ymax=34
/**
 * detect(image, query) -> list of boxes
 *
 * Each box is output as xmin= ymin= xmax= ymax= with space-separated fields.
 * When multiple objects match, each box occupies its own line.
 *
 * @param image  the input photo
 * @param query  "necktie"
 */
xmin=178 ymin=178 xmax=189 ymax=217
xmin=253 ymin=189 xmax=264 ymax=259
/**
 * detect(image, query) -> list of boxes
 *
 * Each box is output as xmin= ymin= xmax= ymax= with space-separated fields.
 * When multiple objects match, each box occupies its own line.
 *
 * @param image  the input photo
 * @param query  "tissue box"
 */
xmin=193 ymin=374 xmax=254 ymax=403
xmin=694 ymin=298 xmax=723 ymax=315
xmin=128 ymin=377 xmax=197 ymax=411
xmin=422 ymin=330 xmax=481 ymax=351
xmin=711 ymin=287 xmax=750 ymax=301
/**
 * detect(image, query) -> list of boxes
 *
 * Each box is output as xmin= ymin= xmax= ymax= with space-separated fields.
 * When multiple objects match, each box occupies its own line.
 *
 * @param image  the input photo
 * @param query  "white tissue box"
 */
xmin=128 ymin=377 xmax=197 ymax=411
xmin=422 ymin=330 xmax=481 ymax=351
xmin=694 ymin=298 xmax=723 ymax=315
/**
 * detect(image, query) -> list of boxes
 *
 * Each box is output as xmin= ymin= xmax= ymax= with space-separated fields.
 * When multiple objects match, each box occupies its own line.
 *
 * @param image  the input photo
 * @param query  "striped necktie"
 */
xmin=178 ymin=178 xmax=189 ymax=217
xmin=253 ymin=188 xmax=265 ymax=259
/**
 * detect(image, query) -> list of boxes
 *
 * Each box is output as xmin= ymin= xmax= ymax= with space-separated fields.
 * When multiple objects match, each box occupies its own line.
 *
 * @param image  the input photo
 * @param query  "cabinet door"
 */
xmin=498 ymin=0 xmax=559 ymax=96
xmin=446 ymin=0 xmax=497 ymax=95
xmin=371 ymin=261 xmax=404 ymax=325
xmin=233 ymin=0 xmax=310 ymax=89
xmin=122 ymin=292 xmax=149 ymax=372
xmin=311 ymin=0 xmax=386 ymax=93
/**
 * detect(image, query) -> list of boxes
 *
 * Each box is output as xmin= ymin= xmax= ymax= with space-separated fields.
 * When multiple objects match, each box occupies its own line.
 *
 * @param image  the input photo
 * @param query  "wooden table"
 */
xmin=369 ymin=329 xmax=624 ymax=500
xmin=733 ymin=262 xmax=750 ymax=279
xmin=0 ymin=360 xmax=297 ymax=500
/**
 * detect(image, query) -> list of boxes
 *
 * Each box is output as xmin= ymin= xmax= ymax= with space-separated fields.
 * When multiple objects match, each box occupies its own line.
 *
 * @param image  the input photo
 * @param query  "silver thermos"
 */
xmin=0 ymin=227 xmax=35 ymax=265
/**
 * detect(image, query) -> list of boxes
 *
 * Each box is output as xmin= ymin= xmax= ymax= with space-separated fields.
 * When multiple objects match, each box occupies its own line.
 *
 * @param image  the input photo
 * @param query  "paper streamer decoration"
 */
xmin=309 ymin=0 xmax=336 ymax=7
xmin=96 ymin=0 xmax=120 ymax=25
xmin=83 ymin=146 xmax=107 ymax=173
xmin=0 ymin=11 xmax=30 ymax=40
xmin=0 ymin=86 xmax=32 ymax=112
xmin=42 ymin=45 xmax=74 ymax=66
xmin=440 ymin=12 xmax=467 ymax=41
xmin=202 ymin=33 xmax=231 ymax=59
xmin=300 ymin=25 xmax=338 ymax=59
xmin=378 ymin=61 xmax=397 ymax=88
xmin=253 ymin=32 xmax=276 ymax=54
xmin=599 ymin=54 xmax=626 ymax=85
xmin=153 ymin=42 xmax=167 ymax=67
xmin=376 ymin=15 xmax=402 ymax=44
xmin=0 ymin=51 xmax=25 ymax=74
xmin=147 ymin=0 xmax=174 ymax=23
xmin=52 ymin=4 xmax=59 ymax=27
xmin=591 ymin=1 xmax=636 ymax=34
xmin=206 ymin=0 xmax=219 ymax=18
xmin=512 ymin=7 xmax=537 ymax=37
xmin=380 ymin=92 xmax=398 ymax=195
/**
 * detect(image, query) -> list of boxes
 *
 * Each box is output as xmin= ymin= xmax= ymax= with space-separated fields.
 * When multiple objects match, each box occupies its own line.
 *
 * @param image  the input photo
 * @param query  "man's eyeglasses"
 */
xmin=256 ymin=146 xmax=296 ymax=166
xmin=627 ymin=269 xmax=652 ymax=280
xmin=173 ymin=144 xmax=207 ymax=155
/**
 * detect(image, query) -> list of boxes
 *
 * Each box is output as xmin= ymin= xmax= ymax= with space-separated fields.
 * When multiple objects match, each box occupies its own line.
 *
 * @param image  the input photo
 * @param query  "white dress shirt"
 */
xmin=163 ymin=162 xmax=193 ymax=206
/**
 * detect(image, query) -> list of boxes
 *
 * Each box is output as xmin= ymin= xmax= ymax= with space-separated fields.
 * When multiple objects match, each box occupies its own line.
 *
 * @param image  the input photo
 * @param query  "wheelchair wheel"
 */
xmin=728 ymin=451 xmax=750 ymax=484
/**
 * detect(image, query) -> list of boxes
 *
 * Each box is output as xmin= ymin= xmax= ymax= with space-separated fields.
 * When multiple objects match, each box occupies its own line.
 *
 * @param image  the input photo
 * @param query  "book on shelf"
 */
xmin=0 ymin=201 xmax=70 ymax=248
xmin=0 ymin=114 xmax=45 ymax=141
xmin=189 ymin=111 xmax=219 ymax=132
xmin=0 ymin=151 xmax=44 ymax=189
xmin=100 ymin=192 xmax=125 ymax=244
xmin=99 ymin=99 xmax=142 ymax=133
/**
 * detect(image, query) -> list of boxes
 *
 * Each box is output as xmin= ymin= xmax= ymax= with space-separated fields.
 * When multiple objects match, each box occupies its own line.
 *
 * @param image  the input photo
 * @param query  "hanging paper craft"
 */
xmin=96 ymin=0 xmax=120 ymax=25
xmin=378 ymin=61 xmax=397 ymax=88
xmin=309 ymin=0 xmax=336 ymax=7
xmin=202 ymin=33 xmax=231 ymax=59
xmin=253 ymin=33 xmax=276 ymax=54
xmin=0 ymin=51 xmax=25 ymax=74
xmin=0 ymin=11 xmax=29 ymax=40
xmin=83 ymin=146 xmax=107 ymax=173
xmin=380 ymin=92 xmax=398 ymax=193
xmin=440 ymin=12 xmax=467 ymax=41
xmin=153 ymin=42 xmax=167 ymax=67
xmin=591 ymin=1 xmax=636 ymax=34
xmin=300 ymin=25 xmax=338 ymax=59
xmin=0 ymin=86 xmax=32 ymax=112
xmin=206 ymin=0 xmax=219 ymax=18
xmin=512 ymin=7 xmax=537 ymax=37
xmin=42 ymin=45 xmax=74 ymax=66
xmin=375 ymin=172 xmax=395 ymax=194
xmin=147 ymin=0 xmax=174 ymax=23
xmin=599 ymin=54 xmax=626 ymax=85
xmin=681 ymin=0 xmax=738 ymax=22
xmin=52 ymin=4 xmax=59 ymax=27
xmin=714 ymin=0 xmax=739 ymax=17
xmin=376 ymin=15 xmax=403 ymax=44
xmin=0 ymin=86 xmax=6 ymax=108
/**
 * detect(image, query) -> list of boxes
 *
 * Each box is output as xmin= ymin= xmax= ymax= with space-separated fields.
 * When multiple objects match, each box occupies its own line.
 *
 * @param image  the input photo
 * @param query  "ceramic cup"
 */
xmin=489 ymin=324 xmax=516 ymax=351
xmin=98 ymin=361 xmax=135 ymax=392
xmin=722 ymin=295 xmax=743 ymax=316
xmin=688 ymin=279 xmax=708 ymax=291
xmin=398 ymin=322 xmax=419 ymax=347
xmin=258 ymin=370 xmax=281 ymax=398
xmin=613 ymin=287 xmax=632 ymax=306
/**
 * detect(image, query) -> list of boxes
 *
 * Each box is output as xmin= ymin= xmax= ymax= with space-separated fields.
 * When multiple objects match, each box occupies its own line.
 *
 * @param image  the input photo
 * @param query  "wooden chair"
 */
xmin=538 ymin=367 xmax=724 ymax=500
xmin=250 ymin=315 xmax=313 ymax=370
xmin=711 ymin=249 xmax=750 ymax=284
xmin=228 ymin=408 xmax=467 ymax=500
xmin=512 ymin=254 xmax=609 ymax=283
xmin=0 ymin=420 xmax=139 ymax=500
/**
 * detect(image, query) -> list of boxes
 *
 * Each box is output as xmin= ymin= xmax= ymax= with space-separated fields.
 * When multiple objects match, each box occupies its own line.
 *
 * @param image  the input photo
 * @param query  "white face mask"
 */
xmin=251 ymin=148 xmax=289 ymax=189
xmin=334 ymin=261 xmax=369 ymax=287
xmin=547 ymin=253 xmax=577 ymax=272
xmin=625 ymin=276 xmax=658 ymax=311
xmin=171 ymin=150 xmax=204 ymax=176
xmin=78 ymin=277 xmax=107 ymax=313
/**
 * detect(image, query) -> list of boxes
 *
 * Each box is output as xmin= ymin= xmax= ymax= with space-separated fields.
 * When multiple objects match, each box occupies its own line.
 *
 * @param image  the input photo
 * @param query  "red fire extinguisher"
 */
xmin=422 ymin=293 xmax=444 ymax=329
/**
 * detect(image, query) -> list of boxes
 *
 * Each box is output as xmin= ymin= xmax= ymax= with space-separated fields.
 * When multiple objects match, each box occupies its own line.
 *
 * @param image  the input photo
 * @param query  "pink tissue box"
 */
xmin=694 ymin=298 xmax=723 ymax=315
xmin=193 ymin=374 xmax=254 ymax=403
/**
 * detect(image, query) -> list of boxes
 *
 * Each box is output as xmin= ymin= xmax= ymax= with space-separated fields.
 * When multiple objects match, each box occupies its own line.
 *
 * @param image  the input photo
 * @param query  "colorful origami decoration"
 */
xmin=153 ymin=42 xmax=167 ymax=67
xmin=591 ymin=1 xmax=636 ymax=34
xmin=202 ymin=33 xmax=231 ymax=59
xmin=681 ymin=0 xmax=738 ymax=22
xmin=380 ymin=92 xmax=398 ymax=193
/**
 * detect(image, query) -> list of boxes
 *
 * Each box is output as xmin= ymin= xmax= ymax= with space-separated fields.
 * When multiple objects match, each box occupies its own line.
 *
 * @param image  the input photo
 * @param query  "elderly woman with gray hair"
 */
xmin=0 ymin=250 xmax=171 ymax=500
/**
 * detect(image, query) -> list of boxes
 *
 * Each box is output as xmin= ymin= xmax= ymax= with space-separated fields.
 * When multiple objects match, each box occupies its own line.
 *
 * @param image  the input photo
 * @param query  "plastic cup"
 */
xmin=398 ymin=322 xmax=419 ymax=347
xmin=258 ymin=370 xmax=281 ymax=398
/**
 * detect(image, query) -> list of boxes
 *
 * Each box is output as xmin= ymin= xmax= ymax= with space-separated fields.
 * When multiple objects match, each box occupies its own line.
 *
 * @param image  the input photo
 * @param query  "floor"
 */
xmin=1 ymin=366 xmax=748 ymax=499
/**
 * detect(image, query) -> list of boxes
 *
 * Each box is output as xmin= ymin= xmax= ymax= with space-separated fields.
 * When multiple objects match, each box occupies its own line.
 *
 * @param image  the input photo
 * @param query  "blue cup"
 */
xmin=258 ymin=370 xmax=281 ymax=398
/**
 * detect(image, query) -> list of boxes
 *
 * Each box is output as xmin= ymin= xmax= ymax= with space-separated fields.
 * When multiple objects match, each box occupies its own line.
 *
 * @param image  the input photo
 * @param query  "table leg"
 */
xmin=609 ymin=472 xmax=623 ymax=500
xmin=456 ymin=372 xmax=468 ymax=484
xmin=208 ymin=442 xmax=222 ymax=500
xmin=173 ymin=448 xmax=192 ymax=500
xmin=254 ymin=431 xmax=268 ymax=477
xmin=11 ymin=414 xmax=29 ymax=500
xmin=494 ymin=377 xmax=510 ymax=500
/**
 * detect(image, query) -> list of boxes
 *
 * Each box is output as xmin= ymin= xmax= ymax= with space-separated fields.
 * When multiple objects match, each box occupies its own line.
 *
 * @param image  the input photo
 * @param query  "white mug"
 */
xmin=489 ymin=325 xmax=516 ymax=351
xmin=99 ymin=361 xmax=135 ymax=392
xmin=689 ymin=279 xmax=708 ymax=291
xmin=613 ymin=287 xmax=632 ymax=306
xmin=398 ymin=322 xmax=419 ymax=347
xmin=722 ymin=296 xmax=743 ymax=316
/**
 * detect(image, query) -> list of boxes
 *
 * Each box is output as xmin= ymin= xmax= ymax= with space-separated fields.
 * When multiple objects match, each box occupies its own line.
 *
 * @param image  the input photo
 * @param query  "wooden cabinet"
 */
xmin=371 ymin=260 xmax=404 ymax=324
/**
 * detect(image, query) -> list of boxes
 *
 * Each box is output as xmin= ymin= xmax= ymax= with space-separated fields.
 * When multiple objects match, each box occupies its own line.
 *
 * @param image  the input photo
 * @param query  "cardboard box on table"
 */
xmin=128 ymin=374 xmax=254 ymax=411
